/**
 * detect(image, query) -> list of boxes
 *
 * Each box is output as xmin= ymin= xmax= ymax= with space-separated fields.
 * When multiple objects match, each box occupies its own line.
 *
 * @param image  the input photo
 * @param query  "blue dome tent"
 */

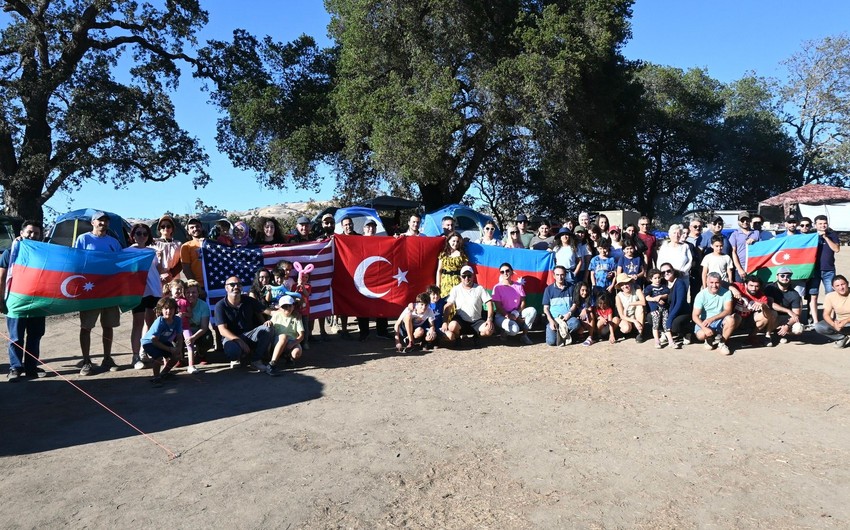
xmin=421 ymin=204 xmax=500 ymax=241
xmin=46 ymin=208 xmax=132 ymax=248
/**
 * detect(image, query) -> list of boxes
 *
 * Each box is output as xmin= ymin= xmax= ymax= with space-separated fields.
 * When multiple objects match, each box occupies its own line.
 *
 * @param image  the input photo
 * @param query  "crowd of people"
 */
xmin=0 ymin=207 xmax=846 ymax=385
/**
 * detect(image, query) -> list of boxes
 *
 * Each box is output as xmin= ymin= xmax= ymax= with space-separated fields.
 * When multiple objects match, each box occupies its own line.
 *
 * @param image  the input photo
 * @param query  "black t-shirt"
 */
xmin=215 ymin=296 xmax=265 ymax=335
xmin=764 ymin=283 xmax=801 ymax=310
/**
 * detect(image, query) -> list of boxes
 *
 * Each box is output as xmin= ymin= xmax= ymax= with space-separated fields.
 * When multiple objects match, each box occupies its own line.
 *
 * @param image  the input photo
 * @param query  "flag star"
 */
xmin=782 ymin=252 xmax=791 ymax=261
xmin=393 ymin=268 xmax=409 ymax=285
xmin=83 ymin=282 xmax=95 ymax=291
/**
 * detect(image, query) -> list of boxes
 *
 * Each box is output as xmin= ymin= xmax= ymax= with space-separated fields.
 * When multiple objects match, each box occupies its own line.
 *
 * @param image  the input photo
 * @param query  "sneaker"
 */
xmin=133 ymin=361 xmax=146 ymax=370
xmin=654 ymin=340 xmax=662 ymax=349
xmin=764 ymin=335 xmax=776 ymax=348
xmin=703 ymin=337 xmax=715 ymax=351
xmin=79 ymin=362 xmax=95 ymax=376
xmin=520 ymin=334 xmax=533 ymax=345
xmin=100 ymin=357 xmax=119 ymax=372
xmin=562 ymin=331 xmax=573 ymax=346
xmin=673 ymin=342 xmax=682 ymax=349
xmin=251 ymin=360 xmax=270 ymax=373
xmin=268 ymin=363 xmax=280 ymax=376
xmin=659 ymin=335 xmax=669 ymax=346
xmin=682 ymin=333 xmax=694 ymax=345
xmin=230 ymin=360 xmax=240 ymax=369
xmin=25 ymin=368 xmax=47 ymax=379
xmin=779 ymin=337 xmax=789 ymax=345
xmin=75 ymin=359 xmax=87 ymax=368
xmin=717 ymin=341 xmax=732 ymax=355
xmin=7 ymin=368 xmax=21 ymax=382
xmin=138 ymin=351 xmax=151 ymax=362
xmin=186 ymin=366 xmax=200 ymax=374
xmin=834 ymin=336 xmax=850 ymax=349
xmin=635 ymin=333 xmax=645 ymax=344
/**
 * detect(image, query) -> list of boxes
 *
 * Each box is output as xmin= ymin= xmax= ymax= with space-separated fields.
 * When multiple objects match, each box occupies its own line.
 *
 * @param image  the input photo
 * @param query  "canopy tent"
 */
xmin=46 ymin=208 xmax=132 ymax=248
xmin=358 ymin=195 xmax=420 ymax=211
xmin=333 ymin=206 xmax=388 ymax=235
xmin=421 ymin=204 xmax=501 ymax=241
xmin=758 ymin=184 xmax=850 ymax=220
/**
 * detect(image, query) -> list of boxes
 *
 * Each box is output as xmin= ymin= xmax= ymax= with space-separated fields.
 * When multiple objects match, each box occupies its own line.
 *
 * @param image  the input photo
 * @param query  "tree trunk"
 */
xmin=3 ymin=180 xmax=44 ymax=224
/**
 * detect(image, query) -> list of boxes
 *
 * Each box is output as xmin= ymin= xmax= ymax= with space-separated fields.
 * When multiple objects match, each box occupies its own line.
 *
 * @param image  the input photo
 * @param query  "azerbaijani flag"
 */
xmin=746 ymin=233 xmax=818 ymax=283
xmin=5 ymin=239 xmax=152 ymax=318
xmin=466 ymin=243 xmax=555 ymax=312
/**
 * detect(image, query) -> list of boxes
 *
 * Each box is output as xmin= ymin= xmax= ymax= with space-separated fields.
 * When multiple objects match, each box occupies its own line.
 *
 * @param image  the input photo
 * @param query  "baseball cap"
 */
xmin=609 ymin=225 xmax=620 ymax=233
xmin=738 ymin=211 xmax=750 ymax=220
xmin=364 ymin=219 xmax=377 ymax=226
xmin=573 ymin=225 xmax=587 ymax=233
xmin=321 ymin=213 xmax=335 ymax=222
xmin=776 ymin=266 xmax=793 ymax=275
xmin=187 ymin=217 xmax=201 ymax=226
xmin=785 ymin=214 xmax=799 ymax=223
xmin=516 ymin=214 xmax=529 ymax=222
xmin=91 ymin=211 xmax=108 ymax=222
xmin=278 ymin=295 xmax=296 ymax=306
xmin=460 ymin=265 xmax=474 ymax=275
xmin=711 ymin=216 xmax=724 ymax=225
xmin=296 ymin=216 xmax=311 ymax=224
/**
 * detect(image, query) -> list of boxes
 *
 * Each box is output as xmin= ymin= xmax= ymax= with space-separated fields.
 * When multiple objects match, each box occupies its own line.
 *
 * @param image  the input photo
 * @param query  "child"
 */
xmin=571 ymin=281 xmax=596 ymax=346
xmin=140 ymin=298 xmax=183 ymax=387
xmin=169 ymin=279 xmax=198 ymax=374
xmin=274 ymin=260 xmax=296 ymax=290
xmin=594 ymin=290 xmax=619 ymax=344
xmin=589 ymin=239 xmax=617 ymax=295
xmin=644 ymin=269 xmax=677 ymax=349
xmin=394 ymin=292 xmax=437 ymax=352
xmin=212 ymin=219 xmax=233 ymax=246
xmin=617 ymin=240 xmax=646 ymax=287
xmin=701 ymin=234 xmax=734 ymax=287
xmin=268 ymin=295 xmax=305 ymax=373
xmin=293 ymin=261 xmax=316 ymax=348
xmin=427 ymin=284 xmax=447 ymax=347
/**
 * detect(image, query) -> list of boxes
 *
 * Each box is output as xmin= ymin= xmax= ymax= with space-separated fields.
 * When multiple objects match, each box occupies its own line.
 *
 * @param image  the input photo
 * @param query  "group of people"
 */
xmin=1 ymin=207 xmax=847 ymax=385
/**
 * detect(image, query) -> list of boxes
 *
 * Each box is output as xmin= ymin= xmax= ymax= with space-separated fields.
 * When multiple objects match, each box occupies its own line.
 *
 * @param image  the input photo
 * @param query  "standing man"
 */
xmin=764 ymin=267 xmax=804 ymax=343
xmin=180 ymin=217 xmax=206 ymax=289
xmin=728 ymin=211 xmax=759 ymax=282
xmin=692 ymin=272 xmax=740 ymax=355
xmin=1 ymin=221 xmax=47 ymax=381
xmin=698 ymin=217 xmax=731 ymax=256
xmin=319 ymin=213 xmax=336 ymax=240
xmin=815 ymin=275 xmax=850 ymax=348
xmin=441 ymin=216 xmax=455 ymax=236
xmin=776 ymin=214 xmax=799 ymax=238
xmin=215 ymin=276 xmax=274 ymax=372
xmin=686 ymin=218 xmax=705 ymax=300
xmin=357 ymin=219 xmax=391 ymax=340
xmin=337 ymin=216 xmax=358 ymax=338
xmin=512 ymin=214 xmax=534 ymax=248
xmin=74 ymin=211 xmax=122 ymax=375
xmin=399 ymin=213 xmax=422 ymax=237
xmin=292 ymin=216 xmax=315 ymax=243
xmin=750 ymin=214 xmax=773 ymax=241
xmin=799 ymin=217 xmax=814 ymax=234
xmin=808 ymin=214 xmax=841 ymax=327
xmin=444 ymin=266 xmax=495 ymax=345
xmin=636 ymin=216 xmax=657 ymax=269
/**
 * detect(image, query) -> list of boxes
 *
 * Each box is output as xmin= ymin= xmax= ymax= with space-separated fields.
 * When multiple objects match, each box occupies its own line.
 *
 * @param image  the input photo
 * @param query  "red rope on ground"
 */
xmin=2 ymin=326 xmax=179 ymax=460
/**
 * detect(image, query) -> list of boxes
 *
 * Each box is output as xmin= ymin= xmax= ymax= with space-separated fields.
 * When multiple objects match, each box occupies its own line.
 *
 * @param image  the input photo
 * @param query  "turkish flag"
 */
xmin=332 ymin=234 xmax=444 ymax=318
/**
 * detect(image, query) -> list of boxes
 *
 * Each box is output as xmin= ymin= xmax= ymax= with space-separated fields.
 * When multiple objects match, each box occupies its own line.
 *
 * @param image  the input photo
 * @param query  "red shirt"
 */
xmin=731 ymin=282 xmax=770 ymax=318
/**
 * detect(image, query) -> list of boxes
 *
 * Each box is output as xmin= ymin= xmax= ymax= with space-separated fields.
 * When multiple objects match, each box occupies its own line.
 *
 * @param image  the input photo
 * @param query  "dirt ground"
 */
xmin=3 ymin=255 xmax=850 ymax=529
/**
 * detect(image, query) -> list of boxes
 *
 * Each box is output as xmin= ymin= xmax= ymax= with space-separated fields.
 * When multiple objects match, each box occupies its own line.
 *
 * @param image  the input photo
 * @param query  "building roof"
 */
xmin=759 ymin=184 xmax=850 ymax=206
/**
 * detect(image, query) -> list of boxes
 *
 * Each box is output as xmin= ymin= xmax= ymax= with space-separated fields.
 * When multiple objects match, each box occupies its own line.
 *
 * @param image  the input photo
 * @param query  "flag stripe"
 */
xmin=9 ymin=264 xmax=147 ymax=299
xmin=5 ymin=293 xmax=142 ymax=317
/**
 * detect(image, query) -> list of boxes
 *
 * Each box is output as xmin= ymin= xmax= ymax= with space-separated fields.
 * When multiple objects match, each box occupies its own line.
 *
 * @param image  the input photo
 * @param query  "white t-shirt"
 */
xmin=447 ymin=284 xmax=492 ymax=322
xmin=701 ymin=253 xmax=733 ymax=283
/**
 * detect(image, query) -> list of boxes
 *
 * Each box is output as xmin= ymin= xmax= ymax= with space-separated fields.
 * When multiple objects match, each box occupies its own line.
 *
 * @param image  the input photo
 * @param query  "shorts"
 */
xmin=80 ymin=306 xmax=121 ymax=329
xmin=132 ymin=295 xmax=159 ymax=314
xmin=398 ymin=321 xmax=431 ymax=340
xmin=277 ymin=337 xmax=301 ymax=352
xmin=451 ymin=315 xmax=487 ymax=335
xmin=141 ymin=341 xmax=173 ymax=360
xmin=695 ymin=318 xmax=724 ymax=334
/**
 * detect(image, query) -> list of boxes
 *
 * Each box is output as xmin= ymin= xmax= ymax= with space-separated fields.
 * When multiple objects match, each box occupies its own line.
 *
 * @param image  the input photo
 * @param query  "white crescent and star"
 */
xmin=353 ymin=257 xmax=409 ymax=298
xmin=771 ymin=251 xmax=791 ymax=266
xmin=60 ymin=275 xmax=94 ymax=298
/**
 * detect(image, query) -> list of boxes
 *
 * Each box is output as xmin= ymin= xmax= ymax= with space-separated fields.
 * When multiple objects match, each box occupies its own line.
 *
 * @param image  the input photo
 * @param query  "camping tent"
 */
xmin=334 ymin=206 xmax=387 ymax=235
xmin=759 ymin=184 xmax=850 ymax=229
xmin=358 ymin=195 xmax=420 ymax=210
xmin=421 ymin=204 xmax=501 ymax=241
xmin=47 ymin=208 xmax=132 ymax=248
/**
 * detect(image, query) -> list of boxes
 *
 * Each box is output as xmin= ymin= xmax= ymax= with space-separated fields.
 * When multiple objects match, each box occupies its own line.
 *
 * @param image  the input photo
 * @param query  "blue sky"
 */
xmin=39 ymin=0 xmax=850 ymax=221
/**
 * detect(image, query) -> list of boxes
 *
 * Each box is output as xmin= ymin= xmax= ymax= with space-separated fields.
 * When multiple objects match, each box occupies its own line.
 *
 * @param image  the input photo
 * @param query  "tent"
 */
xmin=421 ymin=204 xmax=501 ymax=241
xmin=46 ymin=208 xmax=132 ymax=248
xmin=333 ymin=206 xmax=387 ymax=235
xmin=358 ymin=195 xmax=420 ymax=210
xmin=759 ymin=184 xmax=850 ymax=224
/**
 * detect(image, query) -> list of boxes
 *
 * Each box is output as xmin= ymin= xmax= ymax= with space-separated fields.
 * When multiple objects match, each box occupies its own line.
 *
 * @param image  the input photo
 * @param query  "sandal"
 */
xmin=582 ymin=337 xmax=594 ymax=347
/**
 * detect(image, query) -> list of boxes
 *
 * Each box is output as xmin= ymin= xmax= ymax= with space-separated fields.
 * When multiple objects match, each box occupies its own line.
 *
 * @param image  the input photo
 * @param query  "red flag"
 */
xmin=332 ymin=234 xmax=444 ymax=318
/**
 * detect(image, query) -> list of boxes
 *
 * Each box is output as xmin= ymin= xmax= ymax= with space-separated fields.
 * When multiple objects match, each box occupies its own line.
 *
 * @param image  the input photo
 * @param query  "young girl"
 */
xmin=594 ymin=290 xmax=619 ymax=344
xmin=268 ymin=295 xmax=305 ymax=373
xmin=394 ymin=292 xmax=437 ymax=352
xmin=644 ymin=269 xmax=677 ymax=349
xmin=140 ymin=298 xmax=183 ymax=387
xmin=614 ymin=273 xmax=647 ymax=343
xmin=293 ymin=262 xmax=317 ymax=348
xmin=248 ymin=268 xmax=275 ymax=309
xmin=617 ymin=239 xmax=646 ymax=287
xmin=551 ymin=231 xmax=580 ymax=283
xmin=571 ymin=281 xmax=596 ymax=346
xmin=168 ymin=279 xmax=198 ymax=374
xmin=126 ymin=223 xmax=161 ymax=370
xmin=273 ymin=260 xmax=296 ymax=290
xmin=436 ymin=231 xmax=468 ymax=320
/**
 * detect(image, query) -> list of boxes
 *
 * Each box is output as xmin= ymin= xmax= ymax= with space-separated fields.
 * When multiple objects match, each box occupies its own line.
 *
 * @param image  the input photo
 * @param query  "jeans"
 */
xmin=7 ymin=316 xmax=46 ymax=374
xmin=545 ymin=316 xmax=580 ymax=346
xmin=223 ymin=325 xmax=273 ymax=362
xmin=495 ymin=307 xmax=538 ymax=336
xmin=815 ymin=320 xmax=849 ymax=342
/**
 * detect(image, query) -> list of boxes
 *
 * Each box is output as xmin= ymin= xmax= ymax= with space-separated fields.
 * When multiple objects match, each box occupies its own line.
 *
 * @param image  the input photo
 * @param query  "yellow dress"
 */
xmin=439 ymin=254 xmax=466 ymax=296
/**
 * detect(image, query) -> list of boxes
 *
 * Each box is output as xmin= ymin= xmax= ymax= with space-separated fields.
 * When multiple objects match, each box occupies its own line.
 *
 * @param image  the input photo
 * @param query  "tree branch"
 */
xmin=88 ymin=35 xmax=198 ymax=66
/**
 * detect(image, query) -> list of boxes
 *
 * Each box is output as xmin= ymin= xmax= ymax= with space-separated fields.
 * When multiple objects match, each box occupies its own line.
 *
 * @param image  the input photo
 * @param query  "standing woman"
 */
xmin=436 ymin=231 xmax=469 ymax=298
xmin=126 ymin=223 xmax=162 ymax=369
xmin=475 ymin=220 xmax=503 ymax=246
xmin=551 ymin=230 xmax=581 ymax=283
xmin=253 ymin=217 xmax=285 ymax=245
xmin=152 ymin=214 xmax=182 ymax=290
xmin=503 ymin=223 xmax=525 ymax=249
xmin=596 ymin=214 xmax=611 ymax=239
xmin=232 ymin=220 xmax=252 ymax=247
xmin=657 ymin=224 xmax=693 ymax=280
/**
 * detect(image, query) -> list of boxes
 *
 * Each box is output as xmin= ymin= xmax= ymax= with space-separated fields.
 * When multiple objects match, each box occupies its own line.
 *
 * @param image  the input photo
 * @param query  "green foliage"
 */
xmin=0 ymin=0 xmax=210 ymax=222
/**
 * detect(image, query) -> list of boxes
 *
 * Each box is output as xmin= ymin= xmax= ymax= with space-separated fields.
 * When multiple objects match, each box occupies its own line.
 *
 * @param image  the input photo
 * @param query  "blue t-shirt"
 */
xmin=643 ymin=284 xmax=670 ymax=312
xmin=429 ymin=297 xmax=447 ymax=327
xmin=589 ymin=255 xmax=616 ymax=289
xmin=74 ymin=232 xmax=121 ymax=252
xmin=141 ymin=316 xmax=182 ymax=346
xmin=618 ymin=255 xmax=644 ymax=276
xmin=543 ymin=282 xmax=573 ymax=319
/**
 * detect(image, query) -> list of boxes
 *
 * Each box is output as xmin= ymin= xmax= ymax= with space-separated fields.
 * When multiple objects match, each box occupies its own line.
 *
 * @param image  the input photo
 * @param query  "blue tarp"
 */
xmin=333 ymin=206 xmax=387 ymax=236
xmin=421 ymin=204 xmax=501 ymax=241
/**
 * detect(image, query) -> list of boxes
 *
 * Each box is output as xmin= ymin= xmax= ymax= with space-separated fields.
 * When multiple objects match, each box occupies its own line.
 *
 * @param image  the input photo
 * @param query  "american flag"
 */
xmin=201 ymin=239 xmax=334 ymax=320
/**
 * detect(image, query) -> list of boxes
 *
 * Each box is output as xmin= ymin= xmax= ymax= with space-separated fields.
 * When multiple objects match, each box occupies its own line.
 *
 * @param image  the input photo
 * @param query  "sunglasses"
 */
xmin=461 ymin=273 xmax=473 ymax=278
xmin=160 ymin=224 xmax=173 ymax=229
xmin=226 ymin=282 xmax=242 ymax=287
xmin=800 ymin=223 xmax=811 ymax=227
xmin=777 ymin=273 xmax=792 ymax=278
xmin=133 ymin=231 xmax=149 ymax=237
xmin=500 ymin=269 xmax=512 ymax=274
xmin=509 ymin=231 xmax=518 ymax=235
xmin=484 ymin=227 xmax=494 ymax=231
xmin=661 ymin=270 xmax=673 ymax=274
xmin=691 ymin=226 xmax=702 ymax=230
